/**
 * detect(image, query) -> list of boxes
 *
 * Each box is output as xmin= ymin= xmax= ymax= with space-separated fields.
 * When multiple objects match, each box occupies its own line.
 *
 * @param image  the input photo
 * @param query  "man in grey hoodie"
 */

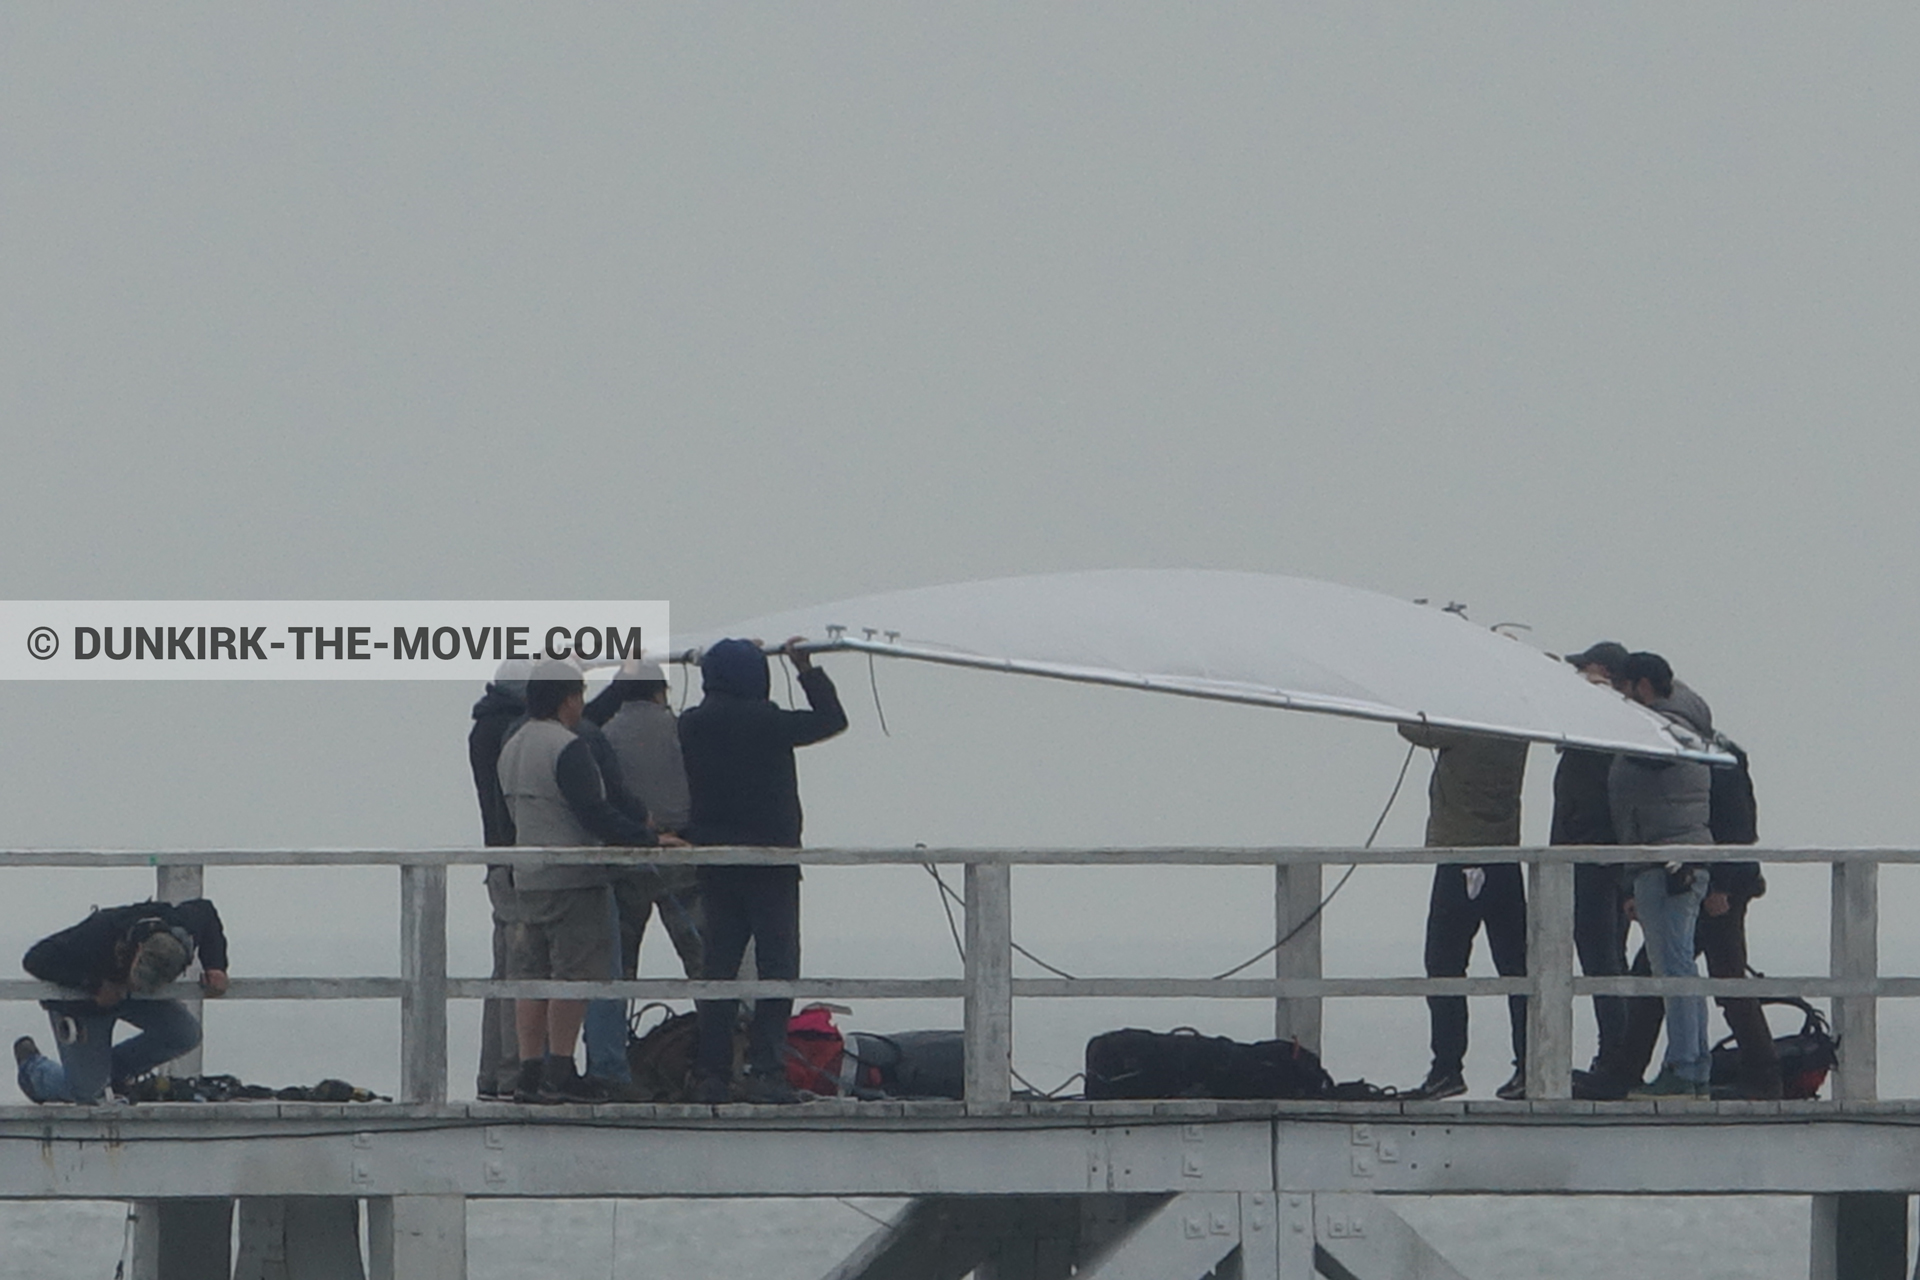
xmin=1609 ymin=651 xmax=1716 ymax=1098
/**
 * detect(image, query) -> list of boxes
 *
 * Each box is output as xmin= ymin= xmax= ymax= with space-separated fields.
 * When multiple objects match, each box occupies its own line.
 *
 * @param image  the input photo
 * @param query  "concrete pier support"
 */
xmin=130 ymin=1197 xmax=233 ymax=1280
xmin=368 ymin=1195 xmax=466 ymax=1280
xmin=1808 ymin=1193 xmax=1906 ymax=1280
xmin=234 ymin=1198 xmax=366 ymax=1280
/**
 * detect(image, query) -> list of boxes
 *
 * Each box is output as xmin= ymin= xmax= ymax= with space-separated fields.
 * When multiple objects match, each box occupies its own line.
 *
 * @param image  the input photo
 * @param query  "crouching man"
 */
xmin=15 ymin=898 xmax=230 ymax=1104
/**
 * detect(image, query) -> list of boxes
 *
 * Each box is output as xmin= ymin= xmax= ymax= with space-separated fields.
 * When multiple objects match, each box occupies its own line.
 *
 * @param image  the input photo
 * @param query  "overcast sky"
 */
xmin=3 ymin=6 xmax=1917 ymax=1098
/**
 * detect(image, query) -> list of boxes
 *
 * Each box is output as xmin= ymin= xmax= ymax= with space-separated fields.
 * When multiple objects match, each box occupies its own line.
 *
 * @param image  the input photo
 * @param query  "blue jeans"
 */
xmin=1632 ymin=867 xmax=1710 ymax=1083
xmin=19 ymin=999 xmax=201 ymax=1103
xmin=583 ymin=889 xmax=631 ymax=1083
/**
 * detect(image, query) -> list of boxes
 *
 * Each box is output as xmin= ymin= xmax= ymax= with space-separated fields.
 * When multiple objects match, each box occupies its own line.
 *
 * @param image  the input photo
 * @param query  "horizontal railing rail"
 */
xmin=1 ymin=846 xmax=1903 ymax=1106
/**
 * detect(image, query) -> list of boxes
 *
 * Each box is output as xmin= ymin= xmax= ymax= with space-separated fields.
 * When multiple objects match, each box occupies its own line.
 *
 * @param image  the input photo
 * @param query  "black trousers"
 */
xmin=1572 ymin=862 xmax=1631 ymax=1074
xmin=694 ymin=865 xmax=801 ymax=1079
xmin=1619 ymin=892 xmax=1782 ymax=1096
xmin=1424 ymin=863 xmax=1528 ymax=1075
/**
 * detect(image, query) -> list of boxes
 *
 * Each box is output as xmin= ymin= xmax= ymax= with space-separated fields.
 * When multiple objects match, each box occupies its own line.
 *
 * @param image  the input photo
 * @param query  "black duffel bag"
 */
xmin=1085 ymin=1027 xmax=1336 ymax=1100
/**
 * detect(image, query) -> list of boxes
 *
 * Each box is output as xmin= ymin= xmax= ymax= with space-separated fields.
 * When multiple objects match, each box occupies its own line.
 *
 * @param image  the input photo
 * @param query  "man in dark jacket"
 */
xmin=1398 ymin=722 xmax=1529 ymax=1102
xmin=681 ymin=637 xmax=848 ymax=1104
xmin=1553 ymin=641 xmax=1634 ymax=1093
xmin=470 ymin=657 xmax=532 ymax=1098
xmin=15 ymin=899 xmax=230 ymax=1104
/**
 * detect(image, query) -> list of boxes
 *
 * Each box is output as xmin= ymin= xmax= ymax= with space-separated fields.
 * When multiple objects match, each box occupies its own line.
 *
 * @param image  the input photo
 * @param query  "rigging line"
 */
xmin=1206 ymin=737 xmax=1420 ymax=982
xmin=923 ymin=862 xmax=967 ymax=964
xmin=836 ymin=1198 xmax=895 ymax=1230
xmin=867 ymin=651 xmax=892 ymax=736
xmin=918 ymin=736 xmax=1421 ymax=989
xmin=779 ymin=652 xmax=796 ymax=707
xmin=917 ymin=859 xmax=1075 ymax=982
xmin=674 ymin=660 xmax=689 ymax=712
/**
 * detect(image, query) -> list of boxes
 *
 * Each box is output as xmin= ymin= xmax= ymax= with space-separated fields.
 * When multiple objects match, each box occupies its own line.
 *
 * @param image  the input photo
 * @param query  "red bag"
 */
xmin=785 ymin=1004 xmax=850 ymax=1094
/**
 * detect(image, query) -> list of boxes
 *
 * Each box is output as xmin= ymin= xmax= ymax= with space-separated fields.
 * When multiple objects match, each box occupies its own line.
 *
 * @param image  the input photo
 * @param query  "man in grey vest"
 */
xmin=497 ymin=659 xmax=675 ymax=1103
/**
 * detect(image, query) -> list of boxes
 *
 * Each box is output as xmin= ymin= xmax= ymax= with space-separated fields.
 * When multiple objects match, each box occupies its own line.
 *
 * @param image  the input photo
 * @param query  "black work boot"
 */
xmin=511 ymin=1058 xmax=549 ymax=1105
xmin=738 ymin=1065 xmax=800 ymax=1105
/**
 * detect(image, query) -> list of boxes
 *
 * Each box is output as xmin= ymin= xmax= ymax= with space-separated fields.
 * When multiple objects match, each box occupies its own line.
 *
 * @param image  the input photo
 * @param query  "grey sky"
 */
xmin=2 ymin=7 xmax=1917 ymax=1096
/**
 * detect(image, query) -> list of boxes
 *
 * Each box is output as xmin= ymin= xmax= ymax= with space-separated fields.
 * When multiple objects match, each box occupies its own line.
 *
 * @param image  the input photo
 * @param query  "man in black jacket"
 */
xmin=681 ymin=637 xmax=848 ymax=1104
xmin=1554 ymin=641 xmax=1634 ymax=1093
xmin=15 ymin=899 xmax=230 ymax=1104
xmin=469 ymin=657 xmax=532 ymax=1099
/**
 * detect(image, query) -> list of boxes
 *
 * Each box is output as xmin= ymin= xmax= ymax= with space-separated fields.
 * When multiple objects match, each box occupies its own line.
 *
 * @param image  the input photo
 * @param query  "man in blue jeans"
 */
xmin=1609 ymin=652 xmax=1717 ymax=1099
xmin=15 ymin=898 xmax=230 ymax=1104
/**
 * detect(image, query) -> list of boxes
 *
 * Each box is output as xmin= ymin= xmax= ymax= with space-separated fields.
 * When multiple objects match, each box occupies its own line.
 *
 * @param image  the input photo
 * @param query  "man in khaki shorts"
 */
xmin=497 ymin=659 xmax=679 ymax=1103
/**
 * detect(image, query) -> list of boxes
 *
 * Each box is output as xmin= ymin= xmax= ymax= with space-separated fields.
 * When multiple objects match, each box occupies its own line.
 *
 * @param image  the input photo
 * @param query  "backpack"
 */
xmin=1708 ymin=998 xmax=1837 ymax=1100
xmin=1084 ymin=1028 xmax=1335 ymax=1100
xmin=625 ymin=1004 xmax=707 ymax=1101
xmin=783 ymin=1003 xmax=851 ymax=1094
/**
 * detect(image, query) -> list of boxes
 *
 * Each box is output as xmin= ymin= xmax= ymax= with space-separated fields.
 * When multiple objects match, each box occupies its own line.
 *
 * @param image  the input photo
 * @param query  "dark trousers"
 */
xmin=1619 ymin=893 xmax=1782 ymax=1096
xmin=694 ymin=865 xmax=801 ymax=1079
xmin=1573 ymin=862 xmax=1631 ymax=1074
xmin=1424 ymin=863 xmax=1527 ymax=1075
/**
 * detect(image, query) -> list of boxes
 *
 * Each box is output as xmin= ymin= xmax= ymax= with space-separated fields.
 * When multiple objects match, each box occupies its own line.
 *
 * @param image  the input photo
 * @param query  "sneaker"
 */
xmin=13 ymin=1037 xmax=38 ymax=1067
xmin=691 ymin=1075 xmax=731 ymax=1105
xmin=1628 ymin=1068 xmax=1707 ymax=1100
xmin=737 ymin=1067 xmax=800 ymax=1105
xmin=1494 ymin=1069 xmax=1527 ymax=1101
xmin=1405 ymin=1069 xmax=1467 ymax=1102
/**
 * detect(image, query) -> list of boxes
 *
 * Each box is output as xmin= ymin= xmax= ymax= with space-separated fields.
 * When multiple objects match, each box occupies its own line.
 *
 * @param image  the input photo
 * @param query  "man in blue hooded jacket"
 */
xmin=680 ymin=637 xmax=847 ymax=1103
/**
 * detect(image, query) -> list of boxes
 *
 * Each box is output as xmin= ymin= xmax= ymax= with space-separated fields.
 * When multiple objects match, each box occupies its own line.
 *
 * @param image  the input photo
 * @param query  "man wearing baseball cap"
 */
xmin=1554 ymin=641 xmax=1637 ymax=1096
xmin=15 ymin=897 xmax=230 ymax=1104
xmin=497 ymin=658 xmax=676 ymax=1103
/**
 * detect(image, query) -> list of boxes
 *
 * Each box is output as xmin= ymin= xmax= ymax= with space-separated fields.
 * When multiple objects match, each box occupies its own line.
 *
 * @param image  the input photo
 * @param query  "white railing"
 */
xmin=0 ymin=846 xmax=1904 ymax=1107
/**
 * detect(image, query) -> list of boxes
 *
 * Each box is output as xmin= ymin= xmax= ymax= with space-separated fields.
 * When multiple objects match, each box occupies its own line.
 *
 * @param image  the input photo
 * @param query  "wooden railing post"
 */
xmin=1273 ymin=863 xmax=1323 ymax=1053
xmin=1524 ymin=858 xmax=1574 ymax=1100
xmin=155 ymin=863 xmax=207 ymax=1077
xmin=1830 ymin=858 xmax=1878 ymax=1103
xmin=400 ymin=861 xmax=449 ymax=1105
xmin=963 ymin=857 xmax=1013 ymax=1108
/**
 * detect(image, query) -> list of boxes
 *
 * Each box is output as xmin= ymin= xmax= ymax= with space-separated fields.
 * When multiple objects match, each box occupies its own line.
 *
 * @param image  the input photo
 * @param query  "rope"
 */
xmin=867 ymin=652 xmax=892 ymax=737
xmin=1206 ymin=737 xmax=1418 ymax=981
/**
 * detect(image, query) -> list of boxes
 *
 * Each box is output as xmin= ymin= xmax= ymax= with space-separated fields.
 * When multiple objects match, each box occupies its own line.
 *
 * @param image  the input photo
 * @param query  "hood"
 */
xmin=1652 ymin=680 xmax=1713 ymax=738
xmin=700 ymin=638 xmax=771 ymax=700
xmin=471 ymin=682 xmax=526 ymax=721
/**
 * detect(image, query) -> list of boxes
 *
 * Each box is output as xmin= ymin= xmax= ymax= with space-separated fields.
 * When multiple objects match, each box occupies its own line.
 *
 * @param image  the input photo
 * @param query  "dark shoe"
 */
xmin=13 ymin=1037 xmax=38 ymax=1067
xmin=1628 ymin=1068 xmax=1707 ymax=1100
xmin=1494 ymin=1069 xmax=1526 ymax=1101
xmin=586 ymin=1077 xmax=651 ymax=1103
xmin=544 ymin=1059 xmax=610 ymax=1103
xmin=691 ymin=1075 xmax=731 ymax=1105
xmin=737 ymin=1067 xmax=800 ymax=1105
xmin=1572 ymin=1068 xmax=1633 ymax=1101
xmin=511 ymin=1059 xmax=552 ymax=1105
xmin=1405 ymin=1069 xmax=1467 ymax=1102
